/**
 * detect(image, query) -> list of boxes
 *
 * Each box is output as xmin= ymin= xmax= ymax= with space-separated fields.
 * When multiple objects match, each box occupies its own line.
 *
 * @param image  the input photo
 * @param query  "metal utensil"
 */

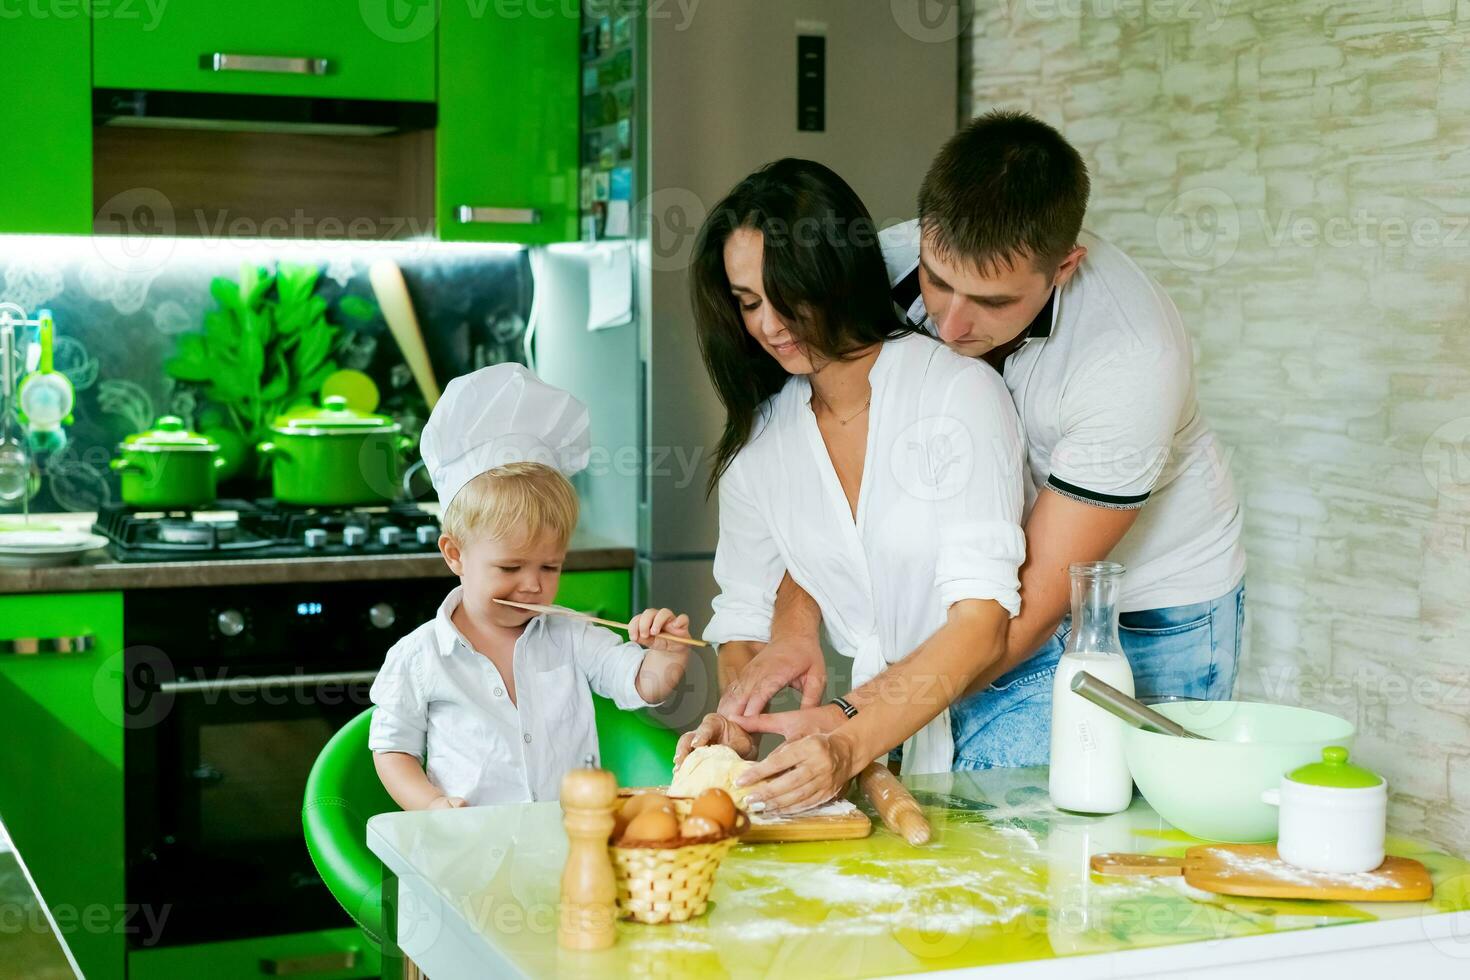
xmin=0 ymin=323 xmax=31 ymax=505
xmin=1070 ymin=671 xmax=1209 ymax=740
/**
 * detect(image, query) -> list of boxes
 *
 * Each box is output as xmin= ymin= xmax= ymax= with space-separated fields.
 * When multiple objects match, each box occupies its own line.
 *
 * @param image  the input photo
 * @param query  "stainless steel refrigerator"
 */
xmin=534 ymin=0 xmax=957 ymax=729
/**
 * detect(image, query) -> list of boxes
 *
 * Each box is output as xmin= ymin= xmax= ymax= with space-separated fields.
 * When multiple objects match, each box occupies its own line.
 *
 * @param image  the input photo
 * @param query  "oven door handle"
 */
xmin=158 ymin=670 xmax=378 ymax=694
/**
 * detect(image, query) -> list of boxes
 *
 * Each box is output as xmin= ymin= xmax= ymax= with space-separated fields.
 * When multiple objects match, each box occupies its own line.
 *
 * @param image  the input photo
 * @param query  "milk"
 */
xmin=1048 ymin=651 xmax=1135 ymax=813
xmin=1048 ymin=562 xmax=1135 ymax=814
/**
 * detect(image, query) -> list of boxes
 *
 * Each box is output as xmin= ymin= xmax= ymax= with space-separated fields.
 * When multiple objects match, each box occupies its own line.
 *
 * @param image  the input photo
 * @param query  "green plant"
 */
xmin=166 ymin=263 xmax=377 ymax=476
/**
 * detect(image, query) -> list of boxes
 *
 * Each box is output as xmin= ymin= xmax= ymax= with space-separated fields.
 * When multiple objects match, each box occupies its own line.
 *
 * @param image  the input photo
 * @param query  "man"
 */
xmin=693 ymin=110 xmax=1245 ymax=770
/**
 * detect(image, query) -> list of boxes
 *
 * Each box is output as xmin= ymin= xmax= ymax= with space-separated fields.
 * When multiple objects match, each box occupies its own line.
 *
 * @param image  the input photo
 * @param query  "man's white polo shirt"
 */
xmin=883 ymin=220 xmax=1245 ymax=612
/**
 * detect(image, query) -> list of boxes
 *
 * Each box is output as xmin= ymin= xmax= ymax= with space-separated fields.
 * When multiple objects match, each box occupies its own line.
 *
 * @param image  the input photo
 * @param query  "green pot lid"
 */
xmin=1287 ymin=746 xmax=1383 ymax=789
xmin=121 ymin=416 xmax=219 ymax=452
xmin=272 ymin=395 xmax=399 ymax=433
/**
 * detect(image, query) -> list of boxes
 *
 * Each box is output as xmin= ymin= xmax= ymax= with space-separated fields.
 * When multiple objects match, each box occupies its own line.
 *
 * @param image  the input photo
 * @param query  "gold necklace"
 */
xmin=812 ymin=389 xmax=872 ymax=426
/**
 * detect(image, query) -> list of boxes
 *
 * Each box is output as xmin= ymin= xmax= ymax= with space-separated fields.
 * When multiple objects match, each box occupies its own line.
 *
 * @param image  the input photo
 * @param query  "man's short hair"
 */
xmin=918 ymin=109 xmax=1090 ymax=275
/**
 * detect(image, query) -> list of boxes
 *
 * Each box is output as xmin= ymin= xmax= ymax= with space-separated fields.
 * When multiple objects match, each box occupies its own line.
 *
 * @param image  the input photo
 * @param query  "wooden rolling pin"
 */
xmin=858 ymin=763 xmax=931 ymax=846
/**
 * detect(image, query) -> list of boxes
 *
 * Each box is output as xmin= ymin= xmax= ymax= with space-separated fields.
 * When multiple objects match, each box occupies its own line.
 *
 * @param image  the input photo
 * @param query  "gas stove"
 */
xmin=92 ymin=499 xmax=442 ymax=562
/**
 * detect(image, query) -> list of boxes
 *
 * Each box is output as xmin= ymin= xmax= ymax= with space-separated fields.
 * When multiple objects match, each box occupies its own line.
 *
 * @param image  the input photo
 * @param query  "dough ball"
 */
xmin=670 ymin=745 xmax=754 ymax=805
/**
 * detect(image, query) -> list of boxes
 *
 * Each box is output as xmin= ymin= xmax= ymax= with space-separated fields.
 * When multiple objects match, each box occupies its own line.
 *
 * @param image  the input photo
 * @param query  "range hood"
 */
xmin=93 ymin=89 xmax=436 ymax=137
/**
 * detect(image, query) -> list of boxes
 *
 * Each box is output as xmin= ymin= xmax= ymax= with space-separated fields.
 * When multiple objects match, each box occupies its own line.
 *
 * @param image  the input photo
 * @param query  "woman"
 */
xmin=688 ymin=159 xmax=1028 ymax=813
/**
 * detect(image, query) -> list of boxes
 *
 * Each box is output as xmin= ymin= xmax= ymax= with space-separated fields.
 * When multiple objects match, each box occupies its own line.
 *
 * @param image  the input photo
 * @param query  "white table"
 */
xmin=366 ymin=769 xmax=1470 ymax=979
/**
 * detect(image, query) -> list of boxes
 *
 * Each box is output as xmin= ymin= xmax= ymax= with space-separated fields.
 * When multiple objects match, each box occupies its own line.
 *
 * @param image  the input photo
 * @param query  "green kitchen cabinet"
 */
xmin=128 ymin=926 xmax=380 ymax=980
xmin=436 ymin=0 xmax=580 ymax=244
xmin=555 ymin=569 xmax=632 ymax=622
xmin=0 ymin=592 xmax=126 ymax=980
xmin=92 ymin=0 xmax=435 ymax=101
xmin=0 ymin=8 xmax=92 ymax=233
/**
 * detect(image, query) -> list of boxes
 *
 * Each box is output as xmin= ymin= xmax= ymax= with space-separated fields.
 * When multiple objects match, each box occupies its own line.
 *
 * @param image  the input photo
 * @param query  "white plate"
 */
xmin=0 ymin=530 xmax=109 ymax=563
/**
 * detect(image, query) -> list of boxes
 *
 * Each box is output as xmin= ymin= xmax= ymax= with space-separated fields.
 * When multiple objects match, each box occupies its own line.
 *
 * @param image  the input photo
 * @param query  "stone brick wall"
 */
xmin=961 ymin=0 xmax=1470 ymax=849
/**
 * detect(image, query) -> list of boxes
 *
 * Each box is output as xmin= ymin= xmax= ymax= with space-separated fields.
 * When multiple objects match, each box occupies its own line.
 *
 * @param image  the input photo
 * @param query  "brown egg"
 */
xmin=680 ymin=815 xmax=724 ymax=839
xmin=614 ymin=793 xmax=673 ymax=838
xmin=688 ymin=788 xmax=737 ymax=832
xmin=620 ymin=806 xmax=680 ymax=843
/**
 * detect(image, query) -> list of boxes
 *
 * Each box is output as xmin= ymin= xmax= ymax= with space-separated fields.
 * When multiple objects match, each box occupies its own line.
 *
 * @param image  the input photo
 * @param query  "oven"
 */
xmin=121 ymin=579 xmax=446 ymax=951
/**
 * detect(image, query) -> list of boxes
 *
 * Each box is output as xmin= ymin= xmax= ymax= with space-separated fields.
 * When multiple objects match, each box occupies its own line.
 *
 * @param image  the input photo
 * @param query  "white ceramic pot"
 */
xmin=1261 ymin=748 xmax=1387 ymax=874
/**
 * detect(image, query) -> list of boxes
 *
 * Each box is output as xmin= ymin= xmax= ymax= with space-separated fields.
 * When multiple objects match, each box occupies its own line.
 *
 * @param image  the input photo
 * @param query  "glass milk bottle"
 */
xmin=1049 ymin=561 xmax=1135 ymax=814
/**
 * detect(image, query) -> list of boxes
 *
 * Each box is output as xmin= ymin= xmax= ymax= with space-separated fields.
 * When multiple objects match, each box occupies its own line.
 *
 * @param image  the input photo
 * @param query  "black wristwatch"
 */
xmin=830 ymin=696 xmax=858 ymax=719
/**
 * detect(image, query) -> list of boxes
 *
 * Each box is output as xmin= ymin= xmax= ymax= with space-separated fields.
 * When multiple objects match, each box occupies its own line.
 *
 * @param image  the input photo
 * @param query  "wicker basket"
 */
xmin=609 ymin=797 xmax=748 ymax=924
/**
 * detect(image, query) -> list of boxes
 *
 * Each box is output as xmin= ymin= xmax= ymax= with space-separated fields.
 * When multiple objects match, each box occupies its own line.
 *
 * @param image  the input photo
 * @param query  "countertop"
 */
xmin=368 ymin=768 xmax=1470 ymax=979
xmin=0 ymin=513 xmax=635 ymax=594
xmin=0 ymin=813 xmax=80 ymax=980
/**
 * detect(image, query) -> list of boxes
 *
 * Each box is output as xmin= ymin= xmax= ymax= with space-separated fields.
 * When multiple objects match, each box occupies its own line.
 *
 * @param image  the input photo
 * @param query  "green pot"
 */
xmin=257 ymin=396 xmax=409 ymax=507
xmin=110 ymin=416 xmax=224 ymax=509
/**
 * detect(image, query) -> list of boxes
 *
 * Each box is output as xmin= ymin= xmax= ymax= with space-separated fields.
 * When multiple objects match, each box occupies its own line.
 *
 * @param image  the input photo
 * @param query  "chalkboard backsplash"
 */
xmin=0 ymin=236 xmax=531 ymax=513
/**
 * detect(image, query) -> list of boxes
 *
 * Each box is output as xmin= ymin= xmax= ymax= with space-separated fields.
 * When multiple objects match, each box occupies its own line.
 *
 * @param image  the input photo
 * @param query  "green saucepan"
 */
xmin=110 ymin=416 xmax=225 ymax=509
xmin=257 ymin=396 xmax=411 ymax=507
xmin=1123 ymin=700 xmax=1356 ymax=843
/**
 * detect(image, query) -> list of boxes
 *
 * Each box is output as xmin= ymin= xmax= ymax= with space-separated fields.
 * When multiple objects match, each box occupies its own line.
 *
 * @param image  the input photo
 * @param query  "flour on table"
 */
xmin=1202 ymin=846 xmax=1402 ymax=889
xmin=749 ymin=798 xmax=859 ymax=825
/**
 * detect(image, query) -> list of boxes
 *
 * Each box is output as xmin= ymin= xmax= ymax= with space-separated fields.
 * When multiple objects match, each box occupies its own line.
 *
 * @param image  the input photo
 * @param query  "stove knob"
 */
xmin=304 ymin=528 xmax=328 ymax=549
xmin=415 ymin=525 xmax=439 ymax=546
xmin=369 ymin=602 xmax=397 ymax=629
xmin=343 ymin=526 xmax=367 ymax=548
xmin=378 ymin=526 xmax=403 ymax=548
xmin=216 ymin=609 xmax=246 ymax=638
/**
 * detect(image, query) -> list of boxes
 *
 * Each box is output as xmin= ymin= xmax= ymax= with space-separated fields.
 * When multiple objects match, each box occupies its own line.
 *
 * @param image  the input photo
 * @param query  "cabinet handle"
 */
xmin=258 ymin=950 xmax=359 ymax=975
xmin=0 ymin=634 xmax=96 ymax=656
xmin=204 ymin=53 xmax=331 ymax=76
xmin=456 ymin=206 xmax=542 ymax=225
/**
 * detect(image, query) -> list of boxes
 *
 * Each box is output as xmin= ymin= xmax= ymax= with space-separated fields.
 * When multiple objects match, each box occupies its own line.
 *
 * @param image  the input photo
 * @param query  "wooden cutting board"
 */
xmin=619 ymin=788 xmax=872 ymax=843
xmin=1092 ymin=844 xmax=1433 ymax=902
xmin=742 ymin=804 xmax=872 ymax=843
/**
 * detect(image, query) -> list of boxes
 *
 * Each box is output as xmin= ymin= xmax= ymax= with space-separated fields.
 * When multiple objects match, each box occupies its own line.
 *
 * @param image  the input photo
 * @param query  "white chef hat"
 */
xmin=420 ymin=363 xmax=591 ymax=513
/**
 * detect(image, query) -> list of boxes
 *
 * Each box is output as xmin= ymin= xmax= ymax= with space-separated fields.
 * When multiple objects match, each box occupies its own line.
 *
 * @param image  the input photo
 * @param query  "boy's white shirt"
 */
xmin=369 ymin=585 xmax=655 ymax=806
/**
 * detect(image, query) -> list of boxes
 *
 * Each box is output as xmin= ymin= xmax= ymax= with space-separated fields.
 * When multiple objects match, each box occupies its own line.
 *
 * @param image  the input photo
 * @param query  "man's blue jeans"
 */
xmin=951 ymin=582 xmax=1245 ymax=770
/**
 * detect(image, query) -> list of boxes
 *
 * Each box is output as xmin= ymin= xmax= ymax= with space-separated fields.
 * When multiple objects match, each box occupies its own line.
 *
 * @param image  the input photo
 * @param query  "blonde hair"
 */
xmin=440 ymin=462 xmax=579 ymax=547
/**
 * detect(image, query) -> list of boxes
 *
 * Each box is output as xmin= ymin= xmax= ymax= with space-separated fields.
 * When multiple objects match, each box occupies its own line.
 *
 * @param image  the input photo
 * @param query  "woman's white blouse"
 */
xmin=369 ymin=586 xmax=654 ymax=805
xmin=704 ymin=333 xmax=1027 ymax=773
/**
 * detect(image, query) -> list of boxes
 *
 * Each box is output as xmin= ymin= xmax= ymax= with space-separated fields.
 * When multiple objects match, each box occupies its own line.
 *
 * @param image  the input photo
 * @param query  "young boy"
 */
xmin=370 ymin=363 xmax=691 ymax=808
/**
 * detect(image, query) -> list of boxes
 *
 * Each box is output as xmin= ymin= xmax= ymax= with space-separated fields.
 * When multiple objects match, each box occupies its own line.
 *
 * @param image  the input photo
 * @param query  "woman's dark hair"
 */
xmin=691 ymin=157 xmax=911 ymax=494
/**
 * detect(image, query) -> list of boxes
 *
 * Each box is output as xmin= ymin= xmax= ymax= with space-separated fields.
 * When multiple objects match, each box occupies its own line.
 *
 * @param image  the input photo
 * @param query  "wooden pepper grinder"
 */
xmin=558 ymin=757 xmax=618 ymax=950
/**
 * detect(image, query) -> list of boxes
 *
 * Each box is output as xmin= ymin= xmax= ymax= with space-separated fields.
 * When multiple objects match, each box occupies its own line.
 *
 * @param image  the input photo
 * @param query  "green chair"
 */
xmin=302 ymin=701 xmax=681 ymax=950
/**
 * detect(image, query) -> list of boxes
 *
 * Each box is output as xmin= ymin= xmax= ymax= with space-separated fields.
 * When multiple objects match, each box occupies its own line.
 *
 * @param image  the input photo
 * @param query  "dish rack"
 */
xmin=0 ymin=303 xmax=45 ymax=512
